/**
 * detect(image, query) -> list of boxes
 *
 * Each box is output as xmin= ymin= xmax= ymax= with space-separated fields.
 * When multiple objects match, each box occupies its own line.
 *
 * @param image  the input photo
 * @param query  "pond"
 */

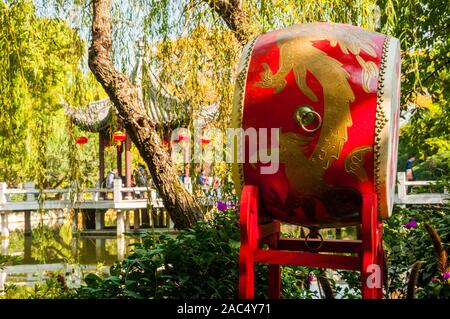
xmin=0 ymin=212 xmax=160 ymax=292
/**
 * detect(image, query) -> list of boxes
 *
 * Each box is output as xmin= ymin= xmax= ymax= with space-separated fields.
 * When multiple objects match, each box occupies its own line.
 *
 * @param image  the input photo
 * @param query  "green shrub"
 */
xmin=383 ymin=205 xmax=450 ymax=298
xmin=77 ymin=208 xmax=317 ymax=299
xmin=1 ymin=275 xmax=76 ymax=299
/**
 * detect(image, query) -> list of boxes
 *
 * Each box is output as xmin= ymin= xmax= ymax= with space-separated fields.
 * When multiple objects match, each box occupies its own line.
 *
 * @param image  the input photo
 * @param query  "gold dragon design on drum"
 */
xmin=253 ymin=24 xmax=381 ymax=223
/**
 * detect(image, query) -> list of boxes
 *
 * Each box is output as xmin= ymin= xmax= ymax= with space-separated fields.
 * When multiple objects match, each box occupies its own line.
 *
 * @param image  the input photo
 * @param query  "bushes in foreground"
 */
xmin=76 ymin=208 xmax=320 ymax=299
xmin=383 ymin=206 xmax=450 ymax=298
xmin=76 ymin=204 xmax=449 ymax=299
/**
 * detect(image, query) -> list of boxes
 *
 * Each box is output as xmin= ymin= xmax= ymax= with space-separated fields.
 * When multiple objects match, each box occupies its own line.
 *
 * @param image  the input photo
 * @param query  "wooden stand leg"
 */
xmin=361 ymin=193 xmax=380 ymax=299
xmin=376 ymin=221 xmax=384 ymax=299
xmin=268 ymin=232 xmax=281 ymax=299
xmin=239 ymin=186 xmax=259 ymax=299
xmin=238 ymin=186 xmax=383 ymax=300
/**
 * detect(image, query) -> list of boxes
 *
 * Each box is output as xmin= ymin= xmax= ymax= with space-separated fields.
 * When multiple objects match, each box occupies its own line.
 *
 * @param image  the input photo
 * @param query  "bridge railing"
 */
xmin=2 ymin=174 xmax=448 ymax=210
xmin=0 ymin=180 xmax=163 ymax=211
xmin=396 ymin=172 xmax=448 ymax=205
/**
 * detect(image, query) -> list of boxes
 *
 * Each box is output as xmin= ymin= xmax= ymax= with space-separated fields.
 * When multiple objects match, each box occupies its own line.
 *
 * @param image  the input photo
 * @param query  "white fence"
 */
xmin=0 ymin=173 xmax=448 ymax=238
xmin=0 ymin=179 xmax=217 ymax=212
xmin=0 ymin=178 xmax=218 ymax=237
xmin=395 ymin=172 xmax=448 ymax=205
xmin=0 ymin=179 xmax=163 ymax=212
xmin=1 ymin=173 xmax=448 ymax=212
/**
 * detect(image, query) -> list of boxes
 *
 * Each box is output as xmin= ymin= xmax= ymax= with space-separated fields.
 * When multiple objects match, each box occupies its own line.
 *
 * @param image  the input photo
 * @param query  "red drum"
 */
xmin=232 ymin=23 xmax=401 ymax=228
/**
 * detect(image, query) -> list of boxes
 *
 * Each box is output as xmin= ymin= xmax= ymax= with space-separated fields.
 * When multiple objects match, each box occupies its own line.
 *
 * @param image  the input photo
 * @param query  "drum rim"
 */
xmin=375 ymin=36 xmax=401 ymax=220
xmin=231 ymin=35 xmax=259 ymax=198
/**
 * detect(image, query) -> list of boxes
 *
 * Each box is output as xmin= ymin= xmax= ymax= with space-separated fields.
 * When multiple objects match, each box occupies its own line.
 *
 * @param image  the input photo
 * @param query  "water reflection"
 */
xmin=0 ymin=220 xmax=141 ymax=289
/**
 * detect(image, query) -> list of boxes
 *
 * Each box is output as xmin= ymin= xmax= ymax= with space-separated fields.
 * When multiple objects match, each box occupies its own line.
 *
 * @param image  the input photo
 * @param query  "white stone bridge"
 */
xmin=0 ymin=172 xmax=447 ymax=238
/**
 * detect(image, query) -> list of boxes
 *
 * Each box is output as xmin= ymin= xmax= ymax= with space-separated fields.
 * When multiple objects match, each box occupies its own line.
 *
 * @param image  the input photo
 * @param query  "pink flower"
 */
xmin=306 ymin=274 xmax=314 ymax=283
xmin=441 ymin=272 xmax=450 ymax=280
xmin=404 ymin=219 xmax=417 ymax=229
xmin=431 ymin=277 xmax=437 ymax=283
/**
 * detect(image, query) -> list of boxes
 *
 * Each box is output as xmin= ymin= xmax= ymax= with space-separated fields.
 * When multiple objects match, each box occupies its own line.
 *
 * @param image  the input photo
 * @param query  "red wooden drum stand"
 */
xmin=238 ymin=185 xmax=384 ymax=299
xmin=233 ymin=23 xmax=400 ymax=299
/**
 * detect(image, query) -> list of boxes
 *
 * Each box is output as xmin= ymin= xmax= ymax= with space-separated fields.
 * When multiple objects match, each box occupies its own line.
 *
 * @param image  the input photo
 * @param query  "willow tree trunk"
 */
xmin=88 ymin=0 xmax=203 ymax=229
xmin=203 ymin=0 xmax=254 ymax=44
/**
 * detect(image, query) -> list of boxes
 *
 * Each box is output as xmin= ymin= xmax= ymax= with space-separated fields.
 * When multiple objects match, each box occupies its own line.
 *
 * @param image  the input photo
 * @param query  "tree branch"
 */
xmin=203 ymin=0 xmax=254 ymax=44
xmin=406 ymin=260 xmax=425 ymax=299
xmin=424 ymin=223 xmax=449 ymax=273
xmin=88 ymin=0 xmax=203 ymax=229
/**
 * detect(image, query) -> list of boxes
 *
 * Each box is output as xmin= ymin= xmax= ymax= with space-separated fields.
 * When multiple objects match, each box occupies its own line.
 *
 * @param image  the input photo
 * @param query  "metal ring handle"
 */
xmin=304 ymin=229 xmax=324 ymax=252
xmin=295 ymin=106 xmax=322 ymax=133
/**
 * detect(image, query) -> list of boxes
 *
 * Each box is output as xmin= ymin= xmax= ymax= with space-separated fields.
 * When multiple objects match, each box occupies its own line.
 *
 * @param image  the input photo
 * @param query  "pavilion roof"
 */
xmin=62 ymin=47 xmax=218 ymax=132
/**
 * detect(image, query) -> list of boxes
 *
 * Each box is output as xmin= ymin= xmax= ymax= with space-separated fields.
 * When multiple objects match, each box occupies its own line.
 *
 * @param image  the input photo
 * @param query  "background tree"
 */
xmin=0 ymin=0 xmax=106 ymax=189
xmin=378 ymin=0 xmax=450 ymax=177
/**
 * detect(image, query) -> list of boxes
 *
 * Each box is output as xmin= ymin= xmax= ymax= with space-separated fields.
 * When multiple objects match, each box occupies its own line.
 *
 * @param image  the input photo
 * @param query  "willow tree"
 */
xmin=0 ymin=0 xmax=105 ymax=189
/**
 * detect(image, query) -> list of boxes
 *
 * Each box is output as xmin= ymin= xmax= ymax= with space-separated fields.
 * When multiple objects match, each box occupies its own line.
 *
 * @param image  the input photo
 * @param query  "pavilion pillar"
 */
xmin=183 ymin=140 xmax=190 ymax=180
xmin=117 ymin=146 xmax=123 ymax=179
xmin=140 ymin=208 xmax=150 ymax=227
xmin=125 ymin=211 xmax=131 ymax=231
xmin=24 ymin=182 xmax=34 ymax=236
xmin=95 ymin=238 xmax=105 ymax=260
xmin=71 ymin=210 xmax=78 ymax=234
xmin=117 ymin=236 xmax=125 ymax=261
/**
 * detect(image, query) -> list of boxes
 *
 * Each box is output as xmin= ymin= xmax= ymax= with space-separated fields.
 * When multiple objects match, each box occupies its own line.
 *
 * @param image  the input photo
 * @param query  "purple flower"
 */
xmin=441 ymin=272 xmax=450 ymax=280
xmin=404 ymin=219 xmax=417 ymax=229
xmin=217 ymin=201 xmax=228 ymax=212
xmin=431 ymin=277 xmax=437 ymax=283
xmin=306 ymin=274 xmax=314 ymax=283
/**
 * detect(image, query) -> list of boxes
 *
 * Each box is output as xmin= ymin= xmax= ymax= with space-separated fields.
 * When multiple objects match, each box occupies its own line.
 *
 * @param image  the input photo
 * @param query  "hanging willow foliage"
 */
xmin=0 ymin=0 xmax=106 ymax=189
xmin=31 ymin=0 xmax=385 ymax=126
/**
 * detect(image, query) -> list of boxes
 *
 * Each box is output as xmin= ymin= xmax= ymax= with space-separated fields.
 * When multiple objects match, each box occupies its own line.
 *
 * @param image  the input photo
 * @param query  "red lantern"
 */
xmin=75 ymin=136 xmax=88 ymax=146
xmin=201 ymin=138 xmax=211 ymax=145
xmin=176 ymin=132 xmax=191 ymax=143
xmin=113 ymin=131 xmax=126 ymax=152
